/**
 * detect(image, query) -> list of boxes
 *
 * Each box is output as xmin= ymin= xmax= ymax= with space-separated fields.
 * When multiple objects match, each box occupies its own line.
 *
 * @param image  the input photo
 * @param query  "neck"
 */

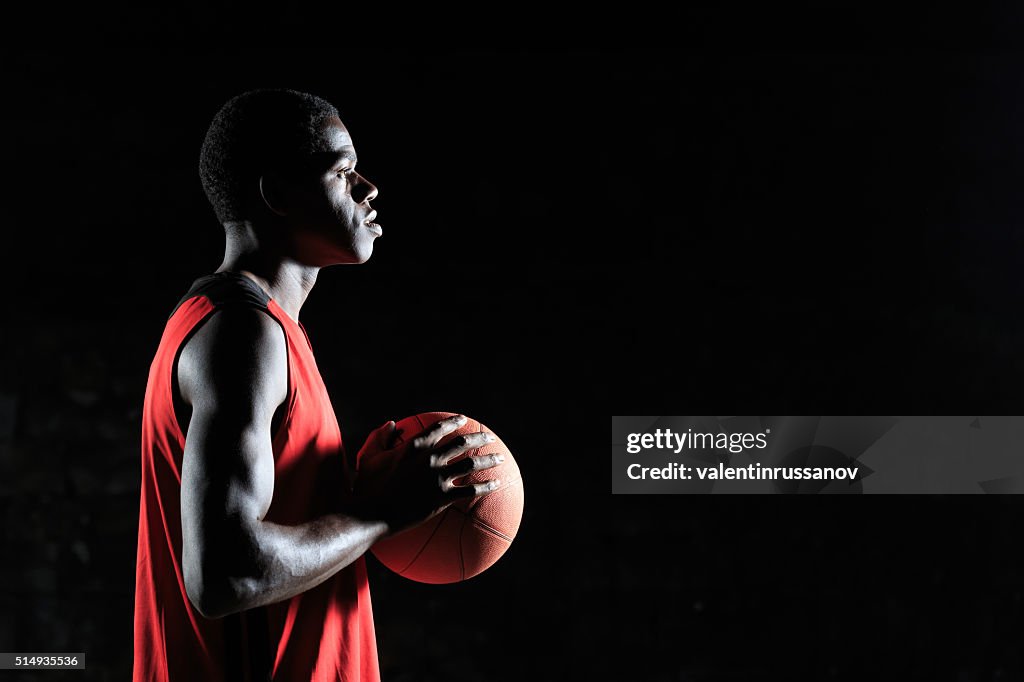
xmin=217 ymin=221 xmax=319 ymax=322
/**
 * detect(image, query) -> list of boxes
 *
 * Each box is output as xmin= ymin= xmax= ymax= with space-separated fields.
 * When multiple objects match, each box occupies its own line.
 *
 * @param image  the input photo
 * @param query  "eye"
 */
xmin=337 ymin=168 xmax=355 ymax=178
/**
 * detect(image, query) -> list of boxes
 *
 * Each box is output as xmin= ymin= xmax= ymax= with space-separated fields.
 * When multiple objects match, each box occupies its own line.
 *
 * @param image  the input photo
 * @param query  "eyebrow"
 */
xmin=307 ymin=150 xmax=358 ymax=169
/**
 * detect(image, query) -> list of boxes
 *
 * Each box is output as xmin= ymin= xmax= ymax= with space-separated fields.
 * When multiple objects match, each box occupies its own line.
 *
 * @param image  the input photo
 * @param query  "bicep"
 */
xmin=178 ymin=308 xmax=287 ymax=586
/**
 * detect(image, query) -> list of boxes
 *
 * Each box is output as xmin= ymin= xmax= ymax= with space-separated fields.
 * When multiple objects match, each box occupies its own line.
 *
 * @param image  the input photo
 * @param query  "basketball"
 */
xmin=369 ymin=412 xmax=524 ymax=584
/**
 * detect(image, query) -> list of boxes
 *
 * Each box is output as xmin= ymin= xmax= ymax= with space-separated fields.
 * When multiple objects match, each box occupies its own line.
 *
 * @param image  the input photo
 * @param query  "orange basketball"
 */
xmin=369 ymin=412 xmax=524 ymax=584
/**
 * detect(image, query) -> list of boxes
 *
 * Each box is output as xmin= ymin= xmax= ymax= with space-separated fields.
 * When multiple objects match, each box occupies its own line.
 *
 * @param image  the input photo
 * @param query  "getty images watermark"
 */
xmin=623 ymin=426 xmax=859 ymax=482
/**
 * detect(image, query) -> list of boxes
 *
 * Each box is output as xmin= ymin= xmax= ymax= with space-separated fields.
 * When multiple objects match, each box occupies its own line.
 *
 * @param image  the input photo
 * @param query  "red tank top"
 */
xmin=133 ymin=272 xmax=380 ymax=681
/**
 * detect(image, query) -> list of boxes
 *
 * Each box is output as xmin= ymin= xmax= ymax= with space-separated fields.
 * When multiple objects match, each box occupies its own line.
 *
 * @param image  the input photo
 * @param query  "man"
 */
xmin=133 ymin=89 xmax=502 ymax=681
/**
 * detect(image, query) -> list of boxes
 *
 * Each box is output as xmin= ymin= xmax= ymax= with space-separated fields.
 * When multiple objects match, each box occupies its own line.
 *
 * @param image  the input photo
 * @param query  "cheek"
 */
xmin=333 ymin=200 xmax=355 ymax=221
xmin=326 ymin=190 xmax=357 ymax=221
xmin=294 ymin=181 xmax=358 ymax=234
xmin=305 ymin=179 xmax=347 ymax=214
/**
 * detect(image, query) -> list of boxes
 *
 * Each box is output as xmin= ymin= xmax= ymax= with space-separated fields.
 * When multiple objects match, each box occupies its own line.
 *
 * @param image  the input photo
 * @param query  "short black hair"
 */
xmin=199 ymin=89 xmax=339 ymax=223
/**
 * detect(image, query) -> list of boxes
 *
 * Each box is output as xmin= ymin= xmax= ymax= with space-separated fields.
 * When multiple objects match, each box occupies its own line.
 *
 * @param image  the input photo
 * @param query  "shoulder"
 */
xmin=171 ymin=271 xmax=271 ymax=319
xmin=178 ymin=305 xmax=287 ymax=410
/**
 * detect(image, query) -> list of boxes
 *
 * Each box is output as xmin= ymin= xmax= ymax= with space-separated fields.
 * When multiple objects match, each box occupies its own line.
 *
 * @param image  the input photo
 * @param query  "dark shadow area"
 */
xmin=3 ymin=47 xmax=1024 ymax=680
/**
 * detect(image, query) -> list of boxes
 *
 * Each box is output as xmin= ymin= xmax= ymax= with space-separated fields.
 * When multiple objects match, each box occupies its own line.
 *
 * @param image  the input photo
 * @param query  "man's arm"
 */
xmin=178 ymin=307 xmax=389 ymax=620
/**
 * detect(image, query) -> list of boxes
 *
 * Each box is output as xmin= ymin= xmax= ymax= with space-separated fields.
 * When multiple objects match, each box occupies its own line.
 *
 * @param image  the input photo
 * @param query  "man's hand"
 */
xmin=349 ymin=414 xmax=504 ymax=535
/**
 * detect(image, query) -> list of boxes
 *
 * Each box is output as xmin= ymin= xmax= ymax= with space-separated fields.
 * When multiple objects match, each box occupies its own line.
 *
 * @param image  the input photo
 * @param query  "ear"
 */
xmin=258 ymin=172 xmax=288 ymax=217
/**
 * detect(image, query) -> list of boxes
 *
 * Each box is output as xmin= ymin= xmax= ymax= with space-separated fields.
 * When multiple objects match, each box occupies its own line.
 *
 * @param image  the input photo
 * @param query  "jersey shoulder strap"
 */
xmin=168 ymin=271 xmax=271 ymax=320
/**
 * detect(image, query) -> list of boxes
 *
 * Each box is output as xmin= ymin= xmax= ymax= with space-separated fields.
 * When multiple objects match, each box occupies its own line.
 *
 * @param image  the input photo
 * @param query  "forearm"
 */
xmin=208 ymin=512 xmax=388 ymax=616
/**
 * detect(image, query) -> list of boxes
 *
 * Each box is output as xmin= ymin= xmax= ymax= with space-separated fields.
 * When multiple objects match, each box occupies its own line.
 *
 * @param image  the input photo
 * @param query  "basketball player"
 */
xmin=133 ymin=89 xmax=503 ymax=681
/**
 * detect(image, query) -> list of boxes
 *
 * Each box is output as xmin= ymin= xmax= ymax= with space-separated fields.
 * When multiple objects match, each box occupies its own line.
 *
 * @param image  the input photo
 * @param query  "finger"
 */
xmin=430 ymin=432 xmax=496 ymax=467
xmin=443 ymin=452 xmax=505 ymax=477
xmin=446 ymin=478 xmax=501 ymax=499
xmin=412 ymin=414 xmax=467 ymax=449
xmin=371 ymin=420 xmax=397 ymax=450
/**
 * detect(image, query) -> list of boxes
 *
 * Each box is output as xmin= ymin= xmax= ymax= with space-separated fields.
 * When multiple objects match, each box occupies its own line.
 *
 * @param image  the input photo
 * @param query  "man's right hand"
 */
xmin=349 ymin=414 xmax=504 ymax=536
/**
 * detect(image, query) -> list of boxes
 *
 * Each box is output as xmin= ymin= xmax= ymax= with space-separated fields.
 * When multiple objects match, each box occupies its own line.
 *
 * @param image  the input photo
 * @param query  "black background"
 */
xmin=5 ymin=47 xmax=1024 ymax=680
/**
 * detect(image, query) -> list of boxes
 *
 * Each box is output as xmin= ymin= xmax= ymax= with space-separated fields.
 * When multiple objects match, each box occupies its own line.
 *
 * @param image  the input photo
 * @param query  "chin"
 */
xmin=355 ymin=231 xmax=382 ymax=262
xmin=348 ymin=239 xmax=375 ymax=264
xmin=332 ymin=244 xmax=374 ymax=266
xmin=350 ymin=251 xmax=373 ymax=265
xmin=300 ymin=237 xmax=375 ymax=266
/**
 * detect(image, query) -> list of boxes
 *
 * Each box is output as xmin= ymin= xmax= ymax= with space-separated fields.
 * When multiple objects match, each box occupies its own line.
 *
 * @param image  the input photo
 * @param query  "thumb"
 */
xmin=372 ymin=420 xmax=397 ymax=451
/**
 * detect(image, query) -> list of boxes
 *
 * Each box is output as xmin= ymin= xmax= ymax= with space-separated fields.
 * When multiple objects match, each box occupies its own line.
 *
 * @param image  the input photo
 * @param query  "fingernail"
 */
xmin=485 ymin=433 xmax=496 ymax=442
xmin=490 ymin=479 xmax=501 ymax=489
xmin=497 ymin=455 xmax=505 ymax=463
xmin=455 ymin=415 xmax=467 ymax=424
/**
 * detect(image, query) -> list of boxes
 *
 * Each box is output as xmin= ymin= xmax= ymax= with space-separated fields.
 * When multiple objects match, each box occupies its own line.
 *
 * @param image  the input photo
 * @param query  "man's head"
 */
xmin=199 ymin=89 xmax=380 ymax=265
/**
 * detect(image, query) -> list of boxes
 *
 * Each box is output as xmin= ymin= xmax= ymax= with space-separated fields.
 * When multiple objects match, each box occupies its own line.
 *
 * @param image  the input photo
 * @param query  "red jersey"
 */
xmin=133 ymin=272 xmax=380 ymax=681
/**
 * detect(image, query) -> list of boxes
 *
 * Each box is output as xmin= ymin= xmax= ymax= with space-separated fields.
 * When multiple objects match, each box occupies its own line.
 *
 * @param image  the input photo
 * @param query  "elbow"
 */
xmin=183 ymin=559 xmax=256 ymax=620
xmin=184 ymin=566 xmax=234 ymax=619
xmin=182 ymin=515 xmax=264 ymax=618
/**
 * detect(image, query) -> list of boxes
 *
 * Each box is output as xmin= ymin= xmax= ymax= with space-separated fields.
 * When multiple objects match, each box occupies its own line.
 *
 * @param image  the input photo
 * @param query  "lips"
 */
xmin=362 ymin=209 xmax=382 ymax=235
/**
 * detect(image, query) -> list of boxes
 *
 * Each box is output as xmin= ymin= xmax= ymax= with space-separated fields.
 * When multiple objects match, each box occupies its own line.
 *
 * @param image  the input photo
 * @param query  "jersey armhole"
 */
xmin=270 ymin=313 xmax=298 ymax=453
xmin=168 ymin=300 xmax=296 ymax=451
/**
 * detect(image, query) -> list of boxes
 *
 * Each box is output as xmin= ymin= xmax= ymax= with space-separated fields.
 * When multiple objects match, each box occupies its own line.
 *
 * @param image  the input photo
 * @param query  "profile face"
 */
xmin=284 ymin=115 xmax=381 ymax=265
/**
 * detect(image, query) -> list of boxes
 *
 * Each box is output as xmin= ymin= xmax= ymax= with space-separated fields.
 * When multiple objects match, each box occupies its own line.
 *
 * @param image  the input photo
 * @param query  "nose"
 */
xmin=354 ymin=172 xmax=378 ymax=204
